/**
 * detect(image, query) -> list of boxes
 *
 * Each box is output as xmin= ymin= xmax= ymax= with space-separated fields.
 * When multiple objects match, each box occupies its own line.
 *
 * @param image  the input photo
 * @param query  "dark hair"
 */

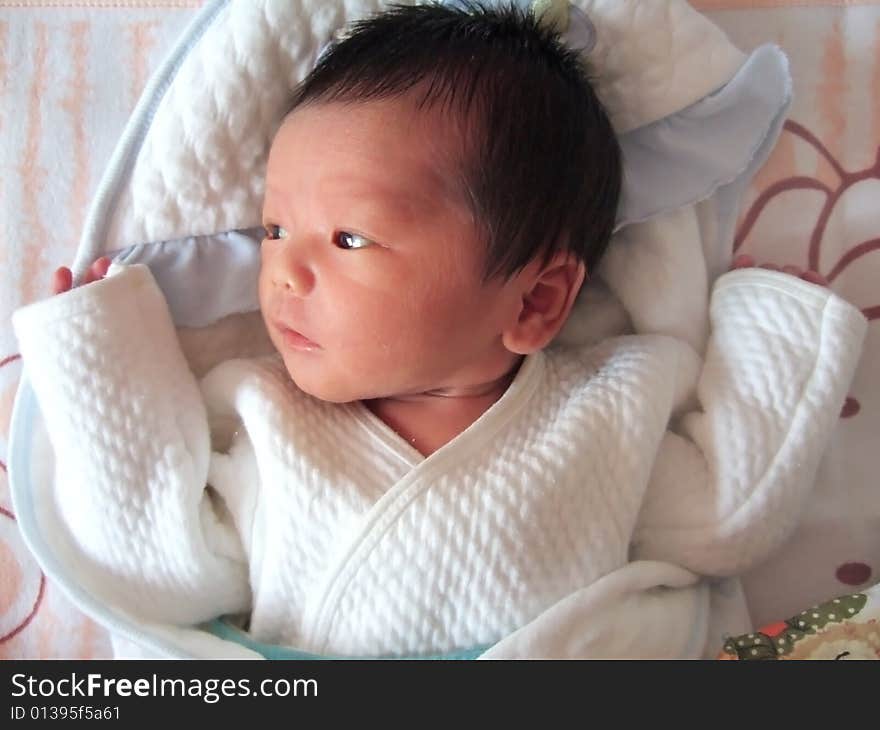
xmin=289 ymin=1 xmax=621 ymax=281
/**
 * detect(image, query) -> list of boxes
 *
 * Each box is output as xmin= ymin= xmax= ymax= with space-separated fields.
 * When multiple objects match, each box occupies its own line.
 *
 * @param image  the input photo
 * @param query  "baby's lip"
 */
xmin=274 ymin=321 xmax=321 ymax=350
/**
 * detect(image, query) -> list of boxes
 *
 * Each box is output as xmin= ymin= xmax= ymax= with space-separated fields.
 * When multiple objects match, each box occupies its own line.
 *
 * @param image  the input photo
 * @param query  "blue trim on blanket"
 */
xmin=202 ymin=619 xmax=489 ymax=660
xmin=108 ymin=228 xmax=263 ymax=328
xmin=616 ymin=44 xmax=791 ymax=230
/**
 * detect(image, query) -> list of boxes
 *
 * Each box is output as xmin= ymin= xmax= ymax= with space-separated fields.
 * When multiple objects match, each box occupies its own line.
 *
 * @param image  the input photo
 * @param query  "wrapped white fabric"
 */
xmin=11 ymin=264 xmax=866 ymax=656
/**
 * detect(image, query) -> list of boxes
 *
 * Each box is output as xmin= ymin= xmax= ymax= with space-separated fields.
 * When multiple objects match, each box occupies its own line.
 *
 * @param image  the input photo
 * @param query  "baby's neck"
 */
xmin=364 ymin=361 xmax=522 ymax=458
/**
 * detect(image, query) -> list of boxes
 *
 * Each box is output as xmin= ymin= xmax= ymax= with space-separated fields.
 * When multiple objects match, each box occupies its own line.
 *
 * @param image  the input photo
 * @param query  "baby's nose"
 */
xmin=278 ymin=263 xmax=315 ymax=297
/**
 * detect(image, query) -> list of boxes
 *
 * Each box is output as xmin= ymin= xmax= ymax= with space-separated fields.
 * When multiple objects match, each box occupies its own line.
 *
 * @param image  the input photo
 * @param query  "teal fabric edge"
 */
xmin=202 ymin=619 xmax=489 ymax=660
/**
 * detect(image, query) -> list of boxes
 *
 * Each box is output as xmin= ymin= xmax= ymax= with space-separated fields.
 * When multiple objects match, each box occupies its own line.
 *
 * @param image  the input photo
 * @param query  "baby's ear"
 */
xmin=502 ymin=253 xmax=585 ymax=355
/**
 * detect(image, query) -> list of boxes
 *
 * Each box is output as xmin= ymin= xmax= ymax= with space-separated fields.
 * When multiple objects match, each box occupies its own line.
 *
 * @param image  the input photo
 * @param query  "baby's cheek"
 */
xmin=345 ymin=295 xmax=436 ymax=364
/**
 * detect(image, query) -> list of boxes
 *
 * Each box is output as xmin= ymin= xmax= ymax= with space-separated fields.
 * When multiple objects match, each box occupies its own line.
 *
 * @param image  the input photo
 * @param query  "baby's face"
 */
xmin=259 ymin=97 xmax=520 ymax=403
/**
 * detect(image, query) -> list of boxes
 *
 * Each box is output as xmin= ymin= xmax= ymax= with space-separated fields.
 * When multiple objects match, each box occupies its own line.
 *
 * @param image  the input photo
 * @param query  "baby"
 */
xmin=17 ymin=2 xmax=867 ymax=658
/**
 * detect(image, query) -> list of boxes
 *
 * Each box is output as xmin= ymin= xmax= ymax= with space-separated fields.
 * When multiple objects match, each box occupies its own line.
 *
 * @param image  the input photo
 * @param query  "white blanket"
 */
xmin=11 ymin=262 xmax=867 ymax=657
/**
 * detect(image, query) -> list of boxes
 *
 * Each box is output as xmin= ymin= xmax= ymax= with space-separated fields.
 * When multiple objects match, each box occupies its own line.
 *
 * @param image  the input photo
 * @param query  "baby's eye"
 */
xmin=333 ymin=231 xmax=374 ymax=250
xmin=263 ymin=224 xmax=289 ymax=241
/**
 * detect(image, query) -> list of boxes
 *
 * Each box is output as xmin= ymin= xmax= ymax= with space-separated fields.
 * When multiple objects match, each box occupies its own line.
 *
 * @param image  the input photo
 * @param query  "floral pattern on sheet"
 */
xmin=735 ymin=119 xmax=880 ymax=327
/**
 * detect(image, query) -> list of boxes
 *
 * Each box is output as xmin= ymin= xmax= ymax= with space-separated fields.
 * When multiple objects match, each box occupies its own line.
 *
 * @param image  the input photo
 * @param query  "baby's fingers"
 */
xmin=801 ymin=270 xmax=829 ymax=287
xmin=83 ymin=257 xmax=112 ymax=284
xmin=51 ymin=267 xmax=73 ymax=295
xmin=730 ymin=255 xmax=829 ymax=287
xmin=731 ymin=254 xmax=754 ymax=270
xmin=51 ymin=258 xmax=112 ymax=296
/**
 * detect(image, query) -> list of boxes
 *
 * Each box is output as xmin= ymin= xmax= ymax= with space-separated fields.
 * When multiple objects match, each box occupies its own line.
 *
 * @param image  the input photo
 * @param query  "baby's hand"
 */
xmin=51 ymin=257 xmax=112 ymax=295
xmin=731 ymin=254 xmax=829 ymax=287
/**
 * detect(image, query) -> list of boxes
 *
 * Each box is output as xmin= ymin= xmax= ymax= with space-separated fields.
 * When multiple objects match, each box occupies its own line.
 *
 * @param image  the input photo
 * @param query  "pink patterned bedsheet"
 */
xmin=1 ymin=0 xmax=878 ymax=658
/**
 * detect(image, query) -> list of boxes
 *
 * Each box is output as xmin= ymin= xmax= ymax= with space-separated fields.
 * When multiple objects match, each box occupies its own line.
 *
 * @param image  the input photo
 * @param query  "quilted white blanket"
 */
xmin=12 ymin=261 xmax=867 ymax=657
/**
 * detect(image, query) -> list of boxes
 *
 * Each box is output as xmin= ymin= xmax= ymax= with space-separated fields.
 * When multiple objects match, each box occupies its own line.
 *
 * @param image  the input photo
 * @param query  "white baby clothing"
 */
xmin=12 ymin=264 xmax=866 ymax=656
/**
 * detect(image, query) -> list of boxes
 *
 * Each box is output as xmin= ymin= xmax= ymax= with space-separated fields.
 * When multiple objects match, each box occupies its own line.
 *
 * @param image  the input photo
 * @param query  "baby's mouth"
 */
xmin=275 ymin=322 xmax=321 ymax=351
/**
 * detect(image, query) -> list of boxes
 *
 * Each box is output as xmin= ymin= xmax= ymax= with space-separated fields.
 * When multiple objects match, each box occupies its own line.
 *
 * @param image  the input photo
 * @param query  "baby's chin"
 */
xmin=278 ymin=357 xmax=373 ymax=404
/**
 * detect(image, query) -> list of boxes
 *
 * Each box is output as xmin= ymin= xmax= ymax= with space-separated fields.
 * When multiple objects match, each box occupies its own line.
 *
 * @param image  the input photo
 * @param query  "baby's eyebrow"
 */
xmin=345 ymin=183 xmax=425 ymax=219
xmin=263 ymin=174 xmax=454 ymax=229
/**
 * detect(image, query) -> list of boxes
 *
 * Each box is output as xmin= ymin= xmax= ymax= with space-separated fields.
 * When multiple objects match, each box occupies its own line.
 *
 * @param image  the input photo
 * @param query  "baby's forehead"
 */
xmin=276 ymin=92 xmax=470 ymax=154
xmin=268 ymin=96 xmax=474 ymax=208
